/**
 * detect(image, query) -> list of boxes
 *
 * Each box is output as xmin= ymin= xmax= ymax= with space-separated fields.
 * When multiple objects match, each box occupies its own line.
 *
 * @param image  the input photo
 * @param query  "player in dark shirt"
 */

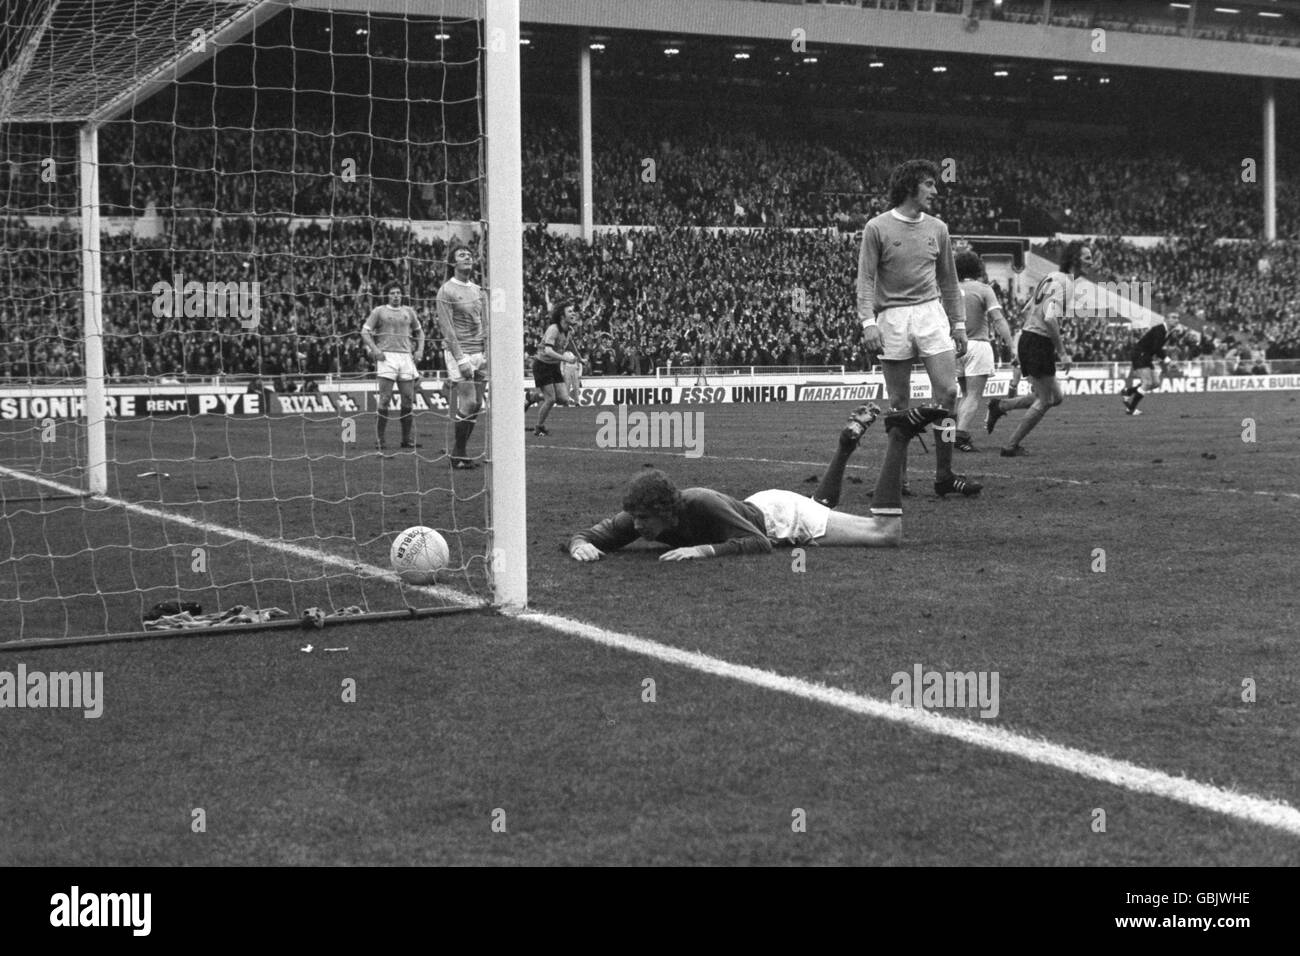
xmin=1121 ymin=317 xmax=1175 ymax=415
xmin=531 ymin=299 xmax=580 ymax=436
xmin=567 ymin=404 xmax=950 ymax=562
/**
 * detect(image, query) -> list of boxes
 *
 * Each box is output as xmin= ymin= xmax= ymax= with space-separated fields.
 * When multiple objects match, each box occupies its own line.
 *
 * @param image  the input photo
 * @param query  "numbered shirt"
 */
xmin=436 ymin=277 xmax=488 ymax=355
xmin=1021 ymin=271 xmax=1072 ymax=338
xmin=363 ymin=305 xmax=420 ymax=353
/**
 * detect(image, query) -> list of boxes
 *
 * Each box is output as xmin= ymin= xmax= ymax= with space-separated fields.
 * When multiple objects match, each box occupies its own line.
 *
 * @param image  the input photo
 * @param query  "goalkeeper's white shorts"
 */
xmin=745 ymin=490 xmax=831 ymax=546
xmin=376 ymin=351 xmax=419 ymax=382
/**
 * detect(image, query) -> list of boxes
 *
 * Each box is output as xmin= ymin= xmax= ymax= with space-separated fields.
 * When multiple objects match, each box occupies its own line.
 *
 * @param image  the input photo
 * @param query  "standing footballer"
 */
xmin=531 ymin=299 xmax=580 ymax=437
xmin=858 ymin=159 xmax=982 ymax=497
xmin=361 ymin=280 xmax=425 ymax=453
xmin=437 ymin=244 xmax=489 ymax=469
xmin=985 ymin=241 xmax=1091 ymax=456
xmin=953 ymin=249 xmax=1012 ymax=453
xmin=1120 ymin=315 xmax=1176 ymax=415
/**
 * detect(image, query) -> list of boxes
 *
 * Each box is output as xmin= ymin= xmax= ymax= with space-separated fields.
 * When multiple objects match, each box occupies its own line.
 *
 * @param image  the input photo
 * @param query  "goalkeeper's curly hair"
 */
xmin=622 ymin=469 xmax=683 ymax=522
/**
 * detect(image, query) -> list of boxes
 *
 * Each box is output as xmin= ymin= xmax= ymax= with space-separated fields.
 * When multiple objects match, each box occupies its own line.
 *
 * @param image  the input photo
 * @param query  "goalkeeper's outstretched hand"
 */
xmin=660 ymin=546 xmax=712 ymax=562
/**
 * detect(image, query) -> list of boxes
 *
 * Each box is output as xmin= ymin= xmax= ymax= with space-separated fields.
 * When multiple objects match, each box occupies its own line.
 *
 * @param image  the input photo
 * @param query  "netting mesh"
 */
xmin=1 ymin=1 xmax=499 ymax=642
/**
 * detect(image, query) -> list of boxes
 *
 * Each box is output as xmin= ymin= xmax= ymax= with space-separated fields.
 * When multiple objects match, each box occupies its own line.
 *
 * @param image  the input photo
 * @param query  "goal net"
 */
xmin=0 ymin=0 xmax=525 ymax=645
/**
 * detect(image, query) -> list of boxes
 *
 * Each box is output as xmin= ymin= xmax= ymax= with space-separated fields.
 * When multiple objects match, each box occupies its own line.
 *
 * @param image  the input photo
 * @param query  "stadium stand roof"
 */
xmin=1 ymin=0 xmax=287 ymax=124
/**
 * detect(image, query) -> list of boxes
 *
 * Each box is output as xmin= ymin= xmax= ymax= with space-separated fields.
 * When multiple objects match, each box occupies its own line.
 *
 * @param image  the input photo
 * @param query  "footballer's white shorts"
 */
xmin=376 ymin=351 xmax=419 ymax=382
xmin=745 ymin=490 xmax=830 ymax=546
xmin=878 ymin=300 xmax=954 ymax=361
xmin=445 ymin=350 xmax=488 ymax=383
xmin=957 ymin=339 xmax=995 ymax=378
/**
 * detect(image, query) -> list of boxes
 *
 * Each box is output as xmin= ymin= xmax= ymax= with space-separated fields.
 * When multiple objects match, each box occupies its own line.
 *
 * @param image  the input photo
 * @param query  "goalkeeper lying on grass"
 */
xmin=566 ymin=404 xmax=949 ymax=562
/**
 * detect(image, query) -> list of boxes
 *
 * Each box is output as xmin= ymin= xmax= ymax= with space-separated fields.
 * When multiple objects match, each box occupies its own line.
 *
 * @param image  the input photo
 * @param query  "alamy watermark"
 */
xmin=0 ymin=664 xmax=103 ymax=718
xmin=595 ymin=406 xmax=704 ymax=458
xmin=1053 ymin=278 xmax=1154 ymax=324
xmin=50 ymin=886 xmax=150 ymax=935
xmin=890 ymin=663 xmax=999 ymax=719
xmin=151 ymin=272 xmax=260 ymax=329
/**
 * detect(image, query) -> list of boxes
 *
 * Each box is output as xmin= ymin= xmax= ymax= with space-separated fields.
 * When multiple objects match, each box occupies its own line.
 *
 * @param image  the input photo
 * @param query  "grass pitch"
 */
xmin=1 ymin=389 xmax=1298 ymax=864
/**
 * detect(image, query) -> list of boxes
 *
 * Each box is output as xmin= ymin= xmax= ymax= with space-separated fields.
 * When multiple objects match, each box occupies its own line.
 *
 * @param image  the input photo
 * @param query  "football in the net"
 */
xmin=390 ymin=526 xmax=450 ymax=585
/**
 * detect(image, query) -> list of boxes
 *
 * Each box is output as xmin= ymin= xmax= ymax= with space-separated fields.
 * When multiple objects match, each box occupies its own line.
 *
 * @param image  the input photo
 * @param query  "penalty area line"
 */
xmin=0 ymin=463 xmax=481 ymax=609
xmin=516 ymin=608 xmax=1300 ymax=839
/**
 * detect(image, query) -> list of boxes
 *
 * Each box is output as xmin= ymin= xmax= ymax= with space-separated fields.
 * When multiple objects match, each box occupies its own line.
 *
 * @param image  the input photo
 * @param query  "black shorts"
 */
xmin=1018 ymin=330 xmax=1056 ymax=379
xmin=533 ymin=361 xmax=564 ymax=389
xmin=1130 ymin=350 xmax=1155 ymax=370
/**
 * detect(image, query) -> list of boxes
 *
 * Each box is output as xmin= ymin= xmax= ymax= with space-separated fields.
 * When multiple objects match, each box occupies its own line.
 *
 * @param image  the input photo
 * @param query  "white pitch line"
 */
xmin=0 ymin=464 xmax=480 ymax=608
xmin=534 ymin=443 xmax=1300 ymax=501
xmin=517 ymin=608 xmax=1300 ymax=838
xmin=6 ymin=463 xmax=1298 ymax=837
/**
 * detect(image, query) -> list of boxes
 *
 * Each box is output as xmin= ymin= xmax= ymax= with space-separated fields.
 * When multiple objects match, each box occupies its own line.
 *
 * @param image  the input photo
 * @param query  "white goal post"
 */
xmin=483 ymin=0 xmax=526 ymax=612
xmin=1 ymin=0 xmax=527 ymax=643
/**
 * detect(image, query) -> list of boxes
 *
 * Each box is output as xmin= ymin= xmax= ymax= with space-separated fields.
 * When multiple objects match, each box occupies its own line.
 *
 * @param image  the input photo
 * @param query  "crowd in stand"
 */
xmin=1 ymin=119 xmax=479 ymax=221
xmin=5 ymin=213 xmax=1299 ymax=383
xmin=521 ymin=103 xmax=1297 ymax=238
xmin=6 ymin=102 xmax=1297 ymax=239
xmin=5 ymin=96 xmax=1300 ymax=380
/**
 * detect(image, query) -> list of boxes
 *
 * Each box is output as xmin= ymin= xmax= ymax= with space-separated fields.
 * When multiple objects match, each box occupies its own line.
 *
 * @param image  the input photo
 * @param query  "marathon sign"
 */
xmin=796 ymin=384 xmax=883 ymax=402
xmin=572 ymin=385 xmax=793 ymax=406
xmin=0 ymin=391 xmax=262 ymax=420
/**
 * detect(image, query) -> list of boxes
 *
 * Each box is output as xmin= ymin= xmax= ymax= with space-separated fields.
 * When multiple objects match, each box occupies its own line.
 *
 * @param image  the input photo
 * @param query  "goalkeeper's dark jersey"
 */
xmin=1133 ymin=323 xmax=1168 ymax=362
xmin=568 ymin=488 xmax=773 ymax=556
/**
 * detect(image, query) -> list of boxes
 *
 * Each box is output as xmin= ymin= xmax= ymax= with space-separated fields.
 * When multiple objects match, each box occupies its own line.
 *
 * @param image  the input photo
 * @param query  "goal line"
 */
xmin=0 ymin=461 xmax=488 ymax=651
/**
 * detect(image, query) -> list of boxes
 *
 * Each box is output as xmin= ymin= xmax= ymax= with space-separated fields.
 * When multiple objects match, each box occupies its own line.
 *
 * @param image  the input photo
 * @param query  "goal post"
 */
xmin=483 ymin=0 xmax=526 ymax=613
xmin=78 ymin=123 xmax=107 ymax=496
xmin=1 ymin=0 xmax=526 ymax=643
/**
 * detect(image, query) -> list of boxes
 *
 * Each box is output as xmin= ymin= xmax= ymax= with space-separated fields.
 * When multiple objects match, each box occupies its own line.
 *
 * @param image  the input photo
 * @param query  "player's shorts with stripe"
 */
xmin=376 ymin=351 xmax=419 ymax=382
xmin=533 ymin=360 xmax=564 ymax=389
xmin=1129 ymin=348 xmax=1156 ymax=370
xmin=744 ymin=490 xmax=830 ymax=546
xmin=957 ymin=339 xmax=995 ymax=378
xmin=445 ymin=350 xmax=488 ymax=383
xmin=877 ymin=300 xmax=954 ymax=361
xmin=1017 ymin=330 xmax=1057 ymax=379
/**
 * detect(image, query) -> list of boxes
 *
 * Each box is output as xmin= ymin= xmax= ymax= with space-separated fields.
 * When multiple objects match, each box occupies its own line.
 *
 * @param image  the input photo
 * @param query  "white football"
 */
xmin=390 ymin=526 xmax=450 ymax=584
